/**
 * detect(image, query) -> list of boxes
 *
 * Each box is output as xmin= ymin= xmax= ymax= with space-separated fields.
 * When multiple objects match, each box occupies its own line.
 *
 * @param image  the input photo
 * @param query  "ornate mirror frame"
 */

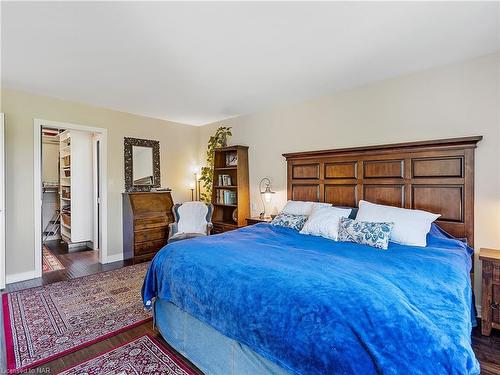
xmin=124 ymin=137 xmax=161 ymax=192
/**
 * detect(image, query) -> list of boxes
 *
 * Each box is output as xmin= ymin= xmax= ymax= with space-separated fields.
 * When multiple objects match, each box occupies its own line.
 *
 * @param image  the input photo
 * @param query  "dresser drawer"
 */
xmin=134 ymin=215 xmax=170 ymax=230
xmin=133 ymin=252 xmax=157 ymax=263
xmin=134 ymin=239 xmax=166 ymax=256
xmin=134 ymin=227 xmax=167 ymax=243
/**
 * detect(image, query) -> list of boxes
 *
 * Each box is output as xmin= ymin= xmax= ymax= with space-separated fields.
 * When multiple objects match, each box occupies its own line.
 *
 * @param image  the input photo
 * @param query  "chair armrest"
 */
xmin=169 ymin=222 xmax=178 ymax=238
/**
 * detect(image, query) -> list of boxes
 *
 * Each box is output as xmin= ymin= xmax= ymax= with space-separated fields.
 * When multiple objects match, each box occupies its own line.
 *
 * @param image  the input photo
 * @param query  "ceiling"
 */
xmin=2 ymin=2 xmax=499 ymax=126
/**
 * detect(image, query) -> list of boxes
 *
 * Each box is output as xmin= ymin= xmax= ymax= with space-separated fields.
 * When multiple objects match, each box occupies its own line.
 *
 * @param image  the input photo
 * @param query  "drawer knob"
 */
xmin=492 ymin=302 xmax=499 ymax=310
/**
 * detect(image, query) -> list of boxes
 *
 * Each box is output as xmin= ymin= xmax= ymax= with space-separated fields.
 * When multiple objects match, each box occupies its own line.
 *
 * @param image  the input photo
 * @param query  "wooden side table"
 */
xmin=246 ymin=217 xmax=272 ymax=226
xmin=480 ymin=248 xmax=500 ymax=336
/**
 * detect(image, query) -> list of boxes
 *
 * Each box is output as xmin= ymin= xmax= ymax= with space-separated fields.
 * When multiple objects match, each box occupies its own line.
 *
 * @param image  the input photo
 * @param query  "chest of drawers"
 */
xmin=122 ymin=192 xmax=174 ymax=263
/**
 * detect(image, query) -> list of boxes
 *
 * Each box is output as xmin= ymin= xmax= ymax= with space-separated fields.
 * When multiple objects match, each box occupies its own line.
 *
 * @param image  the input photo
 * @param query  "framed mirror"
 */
xmin=124 ymin=137 xmax=160 ymax=192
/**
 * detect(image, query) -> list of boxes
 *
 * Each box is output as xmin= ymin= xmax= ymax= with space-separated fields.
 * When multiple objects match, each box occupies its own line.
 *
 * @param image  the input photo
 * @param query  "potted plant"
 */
xmin=199 ymin=126 xmax=232 ymax=202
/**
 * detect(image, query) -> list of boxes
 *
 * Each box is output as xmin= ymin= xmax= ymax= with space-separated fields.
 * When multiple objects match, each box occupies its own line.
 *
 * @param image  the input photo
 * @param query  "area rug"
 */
xmin=2 ymin=262 xmax=152 ymax=373
xmin=58 ymin=335 xmax=196 ymax=375
xmin=42 ymin=245 xmax=65 ymax=273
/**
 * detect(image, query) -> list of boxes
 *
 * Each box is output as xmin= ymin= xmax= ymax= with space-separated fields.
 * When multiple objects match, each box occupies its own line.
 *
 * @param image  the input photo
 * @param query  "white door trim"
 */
xmin=0 ymin=113 xmax=5 ymax=289
xmin=33 ymin=119 xmax=109 ymax=280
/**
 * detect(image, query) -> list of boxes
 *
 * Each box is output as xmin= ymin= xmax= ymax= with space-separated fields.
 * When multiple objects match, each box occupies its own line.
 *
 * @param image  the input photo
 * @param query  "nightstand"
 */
xmin=246 ymin=217 xmax=272 ymax=225
xmin=480 ymin=248 xmax=500 ymax=336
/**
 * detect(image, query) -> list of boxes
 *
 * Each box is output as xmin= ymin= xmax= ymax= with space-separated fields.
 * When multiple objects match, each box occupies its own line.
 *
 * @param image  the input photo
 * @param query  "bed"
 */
xmin=142 ymin=136 xmax=482 ymax=375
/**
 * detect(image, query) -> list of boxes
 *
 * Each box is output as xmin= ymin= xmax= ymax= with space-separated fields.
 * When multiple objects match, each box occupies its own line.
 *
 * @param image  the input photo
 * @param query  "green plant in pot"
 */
xmin=199 ymin=126 xmax=232 ymax=202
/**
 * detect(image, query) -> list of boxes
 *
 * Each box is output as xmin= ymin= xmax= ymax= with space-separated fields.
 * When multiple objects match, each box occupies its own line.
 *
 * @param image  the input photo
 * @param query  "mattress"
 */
xmin=155 ymin=298 xmax=289 ymax=375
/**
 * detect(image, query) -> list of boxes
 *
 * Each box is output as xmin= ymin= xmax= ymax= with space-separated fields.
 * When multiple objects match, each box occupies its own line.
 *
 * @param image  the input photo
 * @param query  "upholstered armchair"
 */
xmin=168 ymin=202 xmax=214 ymax=243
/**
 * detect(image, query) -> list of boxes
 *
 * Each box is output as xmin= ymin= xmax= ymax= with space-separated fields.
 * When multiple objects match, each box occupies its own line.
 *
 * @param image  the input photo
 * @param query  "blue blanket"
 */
xmin=142 ymin=224 xmax=479 ymax=375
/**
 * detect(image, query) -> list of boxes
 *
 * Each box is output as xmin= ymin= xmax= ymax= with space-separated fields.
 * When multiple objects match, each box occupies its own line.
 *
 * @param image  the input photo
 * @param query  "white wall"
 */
xmin=41 ymin=142 xmax=59 ymax=183
xmin=199 ymin=53 xmax=500 ymax=306
xmin=1 ymin=89 xmax=199 ymax=279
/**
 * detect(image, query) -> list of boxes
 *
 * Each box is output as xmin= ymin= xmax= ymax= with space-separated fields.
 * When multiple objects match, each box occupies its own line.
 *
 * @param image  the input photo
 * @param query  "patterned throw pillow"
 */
xmin=337 ymin=217 xmax=394 ymax=250
xmin=271 ymin=213 xmax=309 ymax=231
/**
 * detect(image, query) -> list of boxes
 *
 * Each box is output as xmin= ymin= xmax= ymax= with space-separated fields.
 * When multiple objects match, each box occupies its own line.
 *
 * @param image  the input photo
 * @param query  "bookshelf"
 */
xmin=211 ymin=145 xmax=249 ymax=233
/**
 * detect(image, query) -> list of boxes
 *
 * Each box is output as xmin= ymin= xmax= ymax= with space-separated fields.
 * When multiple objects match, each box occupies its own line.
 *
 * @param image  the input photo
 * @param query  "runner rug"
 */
xmin=2 ymin=263 xmax=151 ymax=373
xmin=59 ymin=335 xmax=196 ymax=375
xmin=42 ymin=245 xmax=65 ymax=273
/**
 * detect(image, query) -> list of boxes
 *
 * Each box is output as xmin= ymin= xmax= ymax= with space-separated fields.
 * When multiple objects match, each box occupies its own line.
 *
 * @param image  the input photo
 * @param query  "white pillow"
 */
xmin=300 ymin=206 xmax=352 ymax=241
xmin=281 ymin=200 xmax=331 ymax=216
xmin=355 ymin=200 xmax=440 ymax=247
xmin=177 ymin=202 xmax=209 ymax=234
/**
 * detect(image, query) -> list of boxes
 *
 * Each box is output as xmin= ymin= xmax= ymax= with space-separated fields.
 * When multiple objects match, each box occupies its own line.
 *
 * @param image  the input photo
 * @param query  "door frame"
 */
xmin=33 ymin=119 xmax=109 ymax=278
xmin=92 ymin=134 xmax=102 ymax=255
xmin=0 ymin=113 xmax=5 ymax=289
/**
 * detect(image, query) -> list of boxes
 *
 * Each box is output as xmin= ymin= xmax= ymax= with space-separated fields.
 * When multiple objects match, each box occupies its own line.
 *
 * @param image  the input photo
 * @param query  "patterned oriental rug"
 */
xmin=42 ymin=245 xmax=65 ymax=273
xmin=2 ymin=263 xmax=151 ymax=373
xmin=58 ymin=335 xmax=196 ymax=375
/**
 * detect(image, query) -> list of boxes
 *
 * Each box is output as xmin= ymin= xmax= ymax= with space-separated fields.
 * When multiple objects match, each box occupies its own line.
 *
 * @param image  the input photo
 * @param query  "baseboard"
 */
xmin=105 ymin=253 xmax=124 ymax=264
xmin=6 ymin=270 xmax=37 ymax=285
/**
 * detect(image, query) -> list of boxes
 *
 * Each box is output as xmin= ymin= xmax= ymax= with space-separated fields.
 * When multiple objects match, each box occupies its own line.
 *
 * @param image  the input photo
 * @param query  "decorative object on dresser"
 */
xmin=246 ymin=216 xmax=273 ymax=225
xmin=211 ymin=145 xmax=249 ymax=233
xmin=122 ymin=191 xmax=174 ymax=262
xmin=59 ymin=129 xmax=94 ymax=246
xmin=124 ymin=137 xmax=160 ymax=192
xmin=259 ymin=177 xmax=275 ymax=219
xmin=480 ymin=248 xmax=500 ymax=336
xmin=168 ymin=202 xmax=214 ymax=243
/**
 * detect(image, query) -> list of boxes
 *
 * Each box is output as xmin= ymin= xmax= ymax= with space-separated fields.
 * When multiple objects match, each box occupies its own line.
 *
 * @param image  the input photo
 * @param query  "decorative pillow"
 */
xmin=338 ymin=217 xmax=394 ymax=250
xmin=281 ymin=201 xmax=331 ymax=216
xmin=355 ymin=200 xmax=440 ymax=247
xmin=271 ymin=213 xmax=308 ymax=231
xmin=300 ymin=206 xmax=352 ymax=240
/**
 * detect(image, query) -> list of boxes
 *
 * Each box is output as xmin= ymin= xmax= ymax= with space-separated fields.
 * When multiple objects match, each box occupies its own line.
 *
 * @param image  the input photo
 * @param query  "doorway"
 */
xmin=34 ymin=119 xmax=108 ymax=279
xmin=0 ymin=113 xmax=4 ymax=289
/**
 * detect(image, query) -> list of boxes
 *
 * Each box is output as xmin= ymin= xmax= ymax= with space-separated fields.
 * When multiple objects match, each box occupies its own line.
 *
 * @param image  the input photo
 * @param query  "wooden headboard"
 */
xmin=283 ymin=136 xmax=482 ymax=247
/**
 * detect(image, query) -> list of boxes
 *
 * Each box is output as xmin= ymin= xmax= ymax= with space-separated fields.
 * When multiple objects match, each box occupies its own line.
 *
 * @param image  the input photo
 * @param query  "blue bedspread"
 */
xmin=142 ymin=224 xmax=479 ymax=375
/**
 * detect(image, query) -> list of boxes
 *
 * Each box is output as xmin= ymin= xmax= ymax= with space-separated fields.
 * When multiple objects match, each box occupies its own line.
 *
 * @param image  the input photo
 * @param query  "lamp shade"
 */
xmin=259 ymin=177 xmax=275 ymax=217
xmin=262 ymin=185 xmax=275 ymax=202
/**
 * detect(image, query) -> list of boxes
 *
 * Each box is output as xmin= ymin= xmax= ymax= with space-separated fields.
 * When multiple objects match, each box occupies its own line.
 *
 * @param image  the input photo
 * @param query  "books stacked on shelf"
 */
xmin=218 ymin=174 xmax=232 ymax=186
xmin=216 ymin=189 xmax=237 ymax=205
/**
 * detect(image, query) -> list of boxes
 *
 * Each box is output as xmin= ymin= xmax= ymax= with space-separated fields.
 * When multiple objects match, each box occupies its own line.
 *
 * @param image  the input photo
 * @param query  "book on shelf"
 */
xmin=217 ymin=174 xmax=232 ymax=186
xmin=216 ymin=189 xmax=237 ymax=205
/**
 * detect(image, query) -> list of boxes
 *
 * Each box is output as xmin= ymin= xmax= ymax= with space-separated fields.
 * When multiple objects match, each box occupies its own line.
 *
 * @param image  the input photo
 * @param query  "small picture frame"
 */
xmin=226 ymin=152 xmax=238 ymax=167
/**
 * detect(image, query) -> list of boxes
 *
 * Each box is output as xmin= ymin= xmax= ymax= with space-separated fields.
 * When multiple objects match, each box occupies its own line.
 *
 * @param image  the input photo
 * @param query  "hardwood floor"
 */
xmin=473 ymin=326 xmax=500 ymax=374
xmin=1 ymin=249 xmax=499 ymax=374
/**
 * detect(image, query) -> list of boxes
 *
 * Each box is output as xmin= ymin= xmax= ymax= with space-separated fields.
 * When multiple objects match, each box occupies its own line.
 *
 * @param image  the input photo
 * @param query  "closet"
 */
xmin=59 ymin=130 xmax=94 ymax=244
xmin=42 ymin=128 xmax=94 ymax=247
